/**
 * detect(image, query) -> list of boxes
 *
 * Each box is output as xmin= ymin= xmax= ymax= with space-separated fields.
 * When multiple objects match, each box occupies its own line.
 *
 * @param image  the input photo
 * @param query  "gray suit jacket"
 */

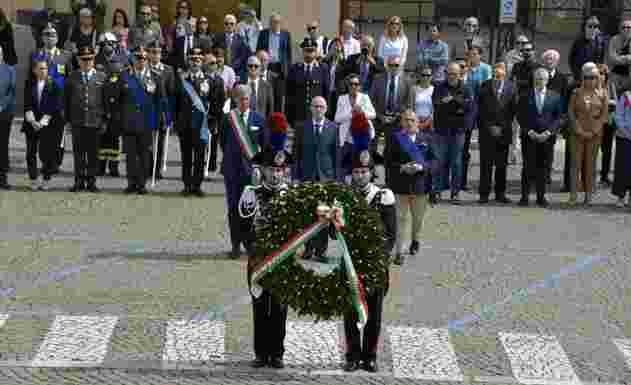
xmin=294 ymin=118 xmax=338 ymax=182
xmin=237 ymin=78 xmax=274 ymax=119
xmin=369 ymin=72 xmax=413 ymax=124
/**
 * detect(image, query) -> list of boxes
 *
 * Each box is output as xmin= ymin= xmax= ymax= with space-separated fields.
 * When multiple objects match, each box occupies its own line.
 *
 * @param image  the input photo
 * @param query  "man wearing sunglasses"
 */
xmin=64 ymin=45 xmax=108 ymax=193
xmin=569 ymin=16 xmax=606 ymax=83
xmin=119 ymin=45 xmax=163 ymax=195
xmin=503 ymin=34 xmax=528 ymax=80
xmin=239 ymin=56 xmax=273 ymax=118
xmin=608 ymin=18 xmax=631 ymax=94
xmin=306 ymin=21 xmax=329 ymax=60
xmin=218 ymin=14 xmax=250 ymax=81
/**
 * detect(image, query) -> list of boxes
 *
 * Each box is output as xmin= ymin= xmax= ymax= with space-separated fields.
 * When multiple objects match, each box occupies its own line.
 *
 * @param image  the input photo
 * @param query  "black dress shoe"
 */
xmin=192 ymin=188 xmax=205 ymax=197
xmin=478 ymin=196 xmax=489 ymax=204
xmin=0 ymin=177 xmax=10 ymax=190
xmin=181 ymin=186 xmax=191 ymax=196
xmin=251 ymin=356 xmax=267 ymax=368
xmin=560 ymin=187 xmax=570 ymax=193
xmin=495 ymin=196 xmax=511 ymax=204
xmin=86 ymin=184 xmax=100 ymax=193
xmin=393 ymin=254 xmax=404 ymax=266
xmin=362 ymin=359 xmax=378 ymax=372
xmin=343 ymin=360 xmax=360 ymax=372
xmin=137 ymin=186 xmax=148 ymax=195
xmin=124 ymin=185 xmax=137 ymax=194
xmin=269 ymin=357 xmax=284 ymax=369
xmin=429 ymin=193 xmax=439 ymax=205
xmin=230 ymin=247 xmax=240 ymax=259
xmin=536 ymin=198 xmax=549 ymax=207
xmin=109 ymin=169 xmax=120 ymax=177
xmin=409 ymin=240 xmax=419 ymax=255
xmin=518 ymin=198 xmax=529 ymax=207
xmin=70 ymin=183 xmax=85 ymax=192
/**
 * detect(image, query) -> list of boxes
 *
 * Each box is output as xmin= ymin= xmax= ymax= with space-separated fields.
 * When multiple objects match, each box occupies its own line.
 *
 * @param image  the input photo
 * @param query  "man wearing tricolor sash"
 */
xmin=221 ymin=84 xmax=269 ymax=259
xmin=341 ymin=111 xmax=396 ymax=373
xmin=240 ymin=112 xmax=292 ymax=369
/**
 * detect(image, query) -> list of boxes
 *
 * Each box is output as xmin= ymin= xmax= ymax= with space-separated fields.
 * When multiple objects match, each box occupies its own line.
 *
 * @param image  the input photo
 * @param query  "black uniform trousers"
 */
xmin=54 ymin=122 xmax=65 ymax=171
xmin=461 ymin=127 xmax=473 ymax=189
xmin=25 ymin=128 xmax=59 ymax=180
xmin=268 ymin=63 xmax=285 ymax=113
xmin=124 ymin=131 xmax=152 ymax=188
xmin=521 ymin=135 xmax=553 ymax=200
xmin=0 ymin=112 xmax=13 ymax=179
xmin=600 ymin=122 xmax=616 ymax=182
xmin=179 ymin=133 xmax=206 ymax=189
xmin=71 ymin=126 xmax=99 ymax=185
xmin=251 ymin=289 xmax=288 ymax=360
xmin=343 ymin=287 xmax=385 ymax=362
xmin=563 ymin=137 xmax=572 ymax=191
xmin=546 ymin=135 xmax=557 ymax=183
xmin=479 ymin=139 xmax=509 ymax=198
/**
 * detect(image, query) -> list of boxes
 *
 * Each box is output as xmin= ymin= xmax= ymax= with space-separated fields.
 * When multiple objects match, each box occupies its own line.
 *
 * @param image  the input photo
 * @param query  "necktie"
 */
xmin=250 ymin=81 xmax=257 ymax=110
xmin=496 ymin=81 xmax=502 ymax=99
xmin=314 ymin=122 xmax=321 ymax=140
xmin=537 ymin=92 xmax=543 ymax=113
xmin=387 ymin=74 xmax=396 ymax=112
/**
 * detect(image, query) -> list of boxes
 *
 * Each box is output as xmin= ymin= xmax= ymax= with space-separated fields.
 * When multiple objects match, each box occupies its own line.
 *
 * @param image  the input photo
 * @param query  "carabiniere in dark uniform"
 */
xmin=240 ymin=113 xmax=293 ymax=370
xmin=64 ymin=45 xmax=108 ymax=192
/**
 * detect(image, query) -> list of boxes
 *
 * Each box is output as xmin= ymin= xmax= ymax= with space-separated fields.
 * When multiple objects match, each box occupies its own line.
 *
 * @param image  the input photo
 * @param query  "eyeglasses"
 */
xmin=307 ymin=26 xmax=317 ymax=31
xmin=139 ymin=12 xmax=151 ymax=16
xmin=516 ymin=41 xmax=527 ymax=45
xmin=404 ymin=118 xmax=416 ymax=122
xmin=389 ymin=64 xmax=400 ymax=68
xmin=225 ymin=22 xmax=235 ymax=25
xmin=349 ymin=82 xmax=360 ymax=86
xmin=623 ymin=25 xmax=631 ymax=30
xmin=207 ymin=61 xmax=217 ymax=65
xmin=587 ymin=24 xmax=600 ymax=29
xmin=79 ymin=57 xmax=93 ymax=61
xmin=312 ymin=105 xmax=326 ymax=109
xmin=248 ymin=64 xmax=259 ymax=68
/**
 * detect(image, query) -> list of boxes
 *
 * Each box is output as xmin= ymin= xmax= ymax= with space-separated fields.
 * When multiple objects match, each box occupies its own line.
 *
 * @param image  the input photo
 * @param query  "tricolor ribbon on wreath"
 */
xmin=250 ymin=199 xmax=369 ymax=328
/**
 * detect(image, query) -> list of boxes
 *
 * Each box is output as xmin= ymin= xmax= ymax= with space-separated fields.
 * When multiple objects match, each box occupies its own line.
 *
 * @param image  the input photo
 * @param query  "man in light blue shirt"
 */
xmin=0 ymin=46 xmax=16 ymax=189
xmin=416 ymin=23 xmax=449 ymax=84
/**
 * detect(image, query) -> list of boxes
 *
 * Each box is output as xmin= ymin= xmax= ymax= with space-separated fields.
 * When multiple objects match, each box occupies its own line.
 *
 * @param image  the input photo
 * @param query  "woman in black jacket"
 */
xmin=386 ymin=109 xmax=434 ymax=265
xmin=0 ymin=9 xmax=17 ymax=66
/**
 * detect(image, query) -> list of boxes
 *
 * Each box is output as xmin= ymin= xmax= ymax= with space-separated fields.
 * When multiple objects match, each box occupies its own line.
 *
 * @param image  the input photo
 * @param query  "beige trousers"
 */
xmin=395 ymin=193 xmax=429 ymax=254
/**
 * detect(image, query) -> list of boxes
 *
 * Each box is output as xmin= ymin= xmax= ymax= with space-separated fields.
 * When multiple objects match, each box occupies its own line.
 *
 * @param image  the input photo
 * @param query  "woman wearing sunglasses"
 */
xmin=377 ymin=16 xmax=408 ymax=69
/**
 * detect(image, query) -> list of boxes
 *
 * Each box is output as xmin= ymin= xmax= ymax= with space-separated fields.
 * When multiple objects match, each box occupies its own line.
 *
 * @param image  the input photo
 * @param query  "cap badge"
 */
xmin=359 ymin=150 xmax=370 ymax=167
xmin=274 ymin=152 xmax=286 ymax=166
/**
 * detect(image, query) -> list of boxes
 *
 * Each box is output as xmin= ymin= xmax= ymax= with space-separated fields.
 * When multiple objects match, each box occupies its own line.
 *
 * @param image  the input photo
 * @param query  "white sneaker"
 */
xmin=39 ymin=180 xmax=49 ymax=191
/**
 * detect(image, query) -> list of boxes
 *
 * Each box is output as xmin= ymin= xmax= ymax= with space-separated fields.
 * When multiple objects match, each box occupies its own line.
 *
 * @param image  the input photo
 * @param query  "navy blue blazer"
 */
xmin=294 ymin=118 xmax=338 ymax=182
xmin=22 ymin=77 xmax=64 ymax=133
xmin=256 ymin=29 xmax=292 ymax=73
xmin=215 ymin=32 xmax=251 ymax=78
xmin=517 ymin=89 xmax=562 ymax=136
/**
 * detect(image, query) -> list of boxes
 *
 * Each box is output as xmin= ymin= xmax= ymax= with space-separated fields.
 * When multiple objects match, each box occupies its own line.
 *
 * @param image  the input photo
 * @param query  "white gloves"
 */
xmin=401 ymin=162 xmax=423 ymax=175
xmin=25 ymin=110 xmax=35 ymax=124
xmin=64 ymin=123 xmax=72 ymax=133
xmin=40 ymin=115 xmax=51 ymax=127
xmin=528 ymin=130 xmax=550 ymax=142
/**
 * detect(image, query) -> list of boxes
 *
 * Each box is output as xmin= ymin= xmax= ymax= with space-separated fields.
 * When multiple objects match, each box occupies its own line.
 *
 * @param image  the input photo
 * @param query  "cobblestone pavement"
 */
xmin=1 ymin=119 xmax=631 ymax=385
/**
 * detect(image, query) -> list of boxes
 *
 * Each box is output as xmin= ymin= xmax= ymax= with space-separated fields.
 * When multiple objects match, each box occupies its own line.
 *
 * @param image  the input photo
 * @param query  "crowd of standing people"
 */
xmin=1 ymin=3 xmax=631 ymax=373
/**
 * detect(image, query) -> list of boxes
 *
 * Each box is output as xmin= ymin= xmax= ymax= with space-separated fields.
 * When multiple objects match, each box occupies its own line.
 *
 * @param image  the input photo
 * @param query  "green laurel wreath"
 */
xmin=254 ymin=182 xmax=389 ymax=320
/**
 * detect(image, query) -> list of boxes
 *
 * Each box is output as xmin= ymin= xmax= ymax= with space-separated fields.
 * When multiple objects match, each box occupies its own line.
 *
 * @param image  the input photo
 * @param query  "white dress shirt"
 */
xmin=536 ymin=87 xmax=546 ymax=112
xmin=37 ymin=80 xmax=46 ymax=105
xmin=313 ymin=119 xmax=325 ymax=135
xmin=334 ymin=92 xmax=377 ymax=146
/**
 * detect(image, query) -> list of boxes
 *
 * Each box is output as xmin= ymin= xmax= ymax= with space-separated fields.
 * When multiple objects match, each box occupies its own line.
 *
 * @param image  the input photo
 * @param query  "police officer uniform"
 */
xmin=285 ymin=38 xmax=330 ymax=131
xmin=96 ymin=32 xmax=126 ymax=177
xmin=120 ymin=45 xmax=163 ymax=194
xmin=240 ymin=113 xmax=292 ymax=369
xmin=341 ymin=123 xmax=396 ymax=373
xmin=64 ymin=46 xmax=107 ymax=192
xmin=30 ymin=23 xmax=74 ymax=172
xmin=147 ymin=39 xmax=175 ymax=180
xmin=174 ymin=47 xmax=213 ymax=196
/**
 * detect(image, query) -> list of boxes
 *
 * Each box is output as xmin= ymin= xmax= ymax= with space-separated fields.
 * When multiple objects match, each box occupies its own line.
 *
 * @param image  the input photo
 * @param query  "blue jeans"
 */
xmin=432 ymin=133 xmax=465 ymax=195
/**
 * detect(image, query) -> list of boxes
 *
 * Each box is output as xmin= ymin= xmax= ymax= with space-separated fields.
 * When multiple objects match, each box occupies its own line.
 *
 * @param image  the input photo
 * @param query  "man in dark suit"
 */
xmin=221 ymin=84 xmax=269 ymax=259
xmin=64 ymin=46 xmax=107 ymax=192
xmin=119 ymin=45 xmax=163 ymax=195
xmin=127 ymin=4 xmax=162 ymax=52
xmin=147 ymin=39 xmax=175 ymax=180
xmin=477 ymin=62 xmax=516 ymax=204
xmin=343 ymin=35 xmax=385 ymax=94
xmin=217 ymin=14 xmax=251 ymax=80
xmin=517 ymin=68 xmax=562 ymax=207
xmin=256 ymin=13 xmax=292 ymax=112
xmin=167 ymin=18 xmax=196 ymax=71
xmin=541 ymin=49 xmax=569 ymax=187
xmin=256 ymin=50 xmax=284 ymax=114
xmin=285 ymin=38 xmax=330 ymax=135
xmin=200 ymin=47 xmax=226 ymax=175
xmin=239 ymin=56 xmax=273 ymax=118
xmin=369 ymin=55 xmax=412 ymax=182
xmin=293 ymin=96 xmax=338 ymax=261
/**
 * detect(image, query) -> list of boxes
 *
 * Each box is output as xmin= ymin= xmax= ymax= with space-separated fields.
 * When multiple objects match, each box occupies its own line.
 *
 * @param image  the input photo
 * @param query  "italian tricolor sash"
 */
xmin=228 ymin=110 xmax=257 ymax=160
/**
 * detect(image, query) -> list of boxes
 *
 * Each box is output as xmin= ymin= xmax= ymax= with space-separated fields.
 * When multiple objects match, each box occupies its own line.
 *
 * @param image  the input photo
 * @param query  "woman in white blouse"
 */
xmin=377 ymin=16 xmax=409 ymax=69
xmin=335 ymin=74 xmax=377 ymax=171
xmin=408 ymin=66 xmax=434 ymax=130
